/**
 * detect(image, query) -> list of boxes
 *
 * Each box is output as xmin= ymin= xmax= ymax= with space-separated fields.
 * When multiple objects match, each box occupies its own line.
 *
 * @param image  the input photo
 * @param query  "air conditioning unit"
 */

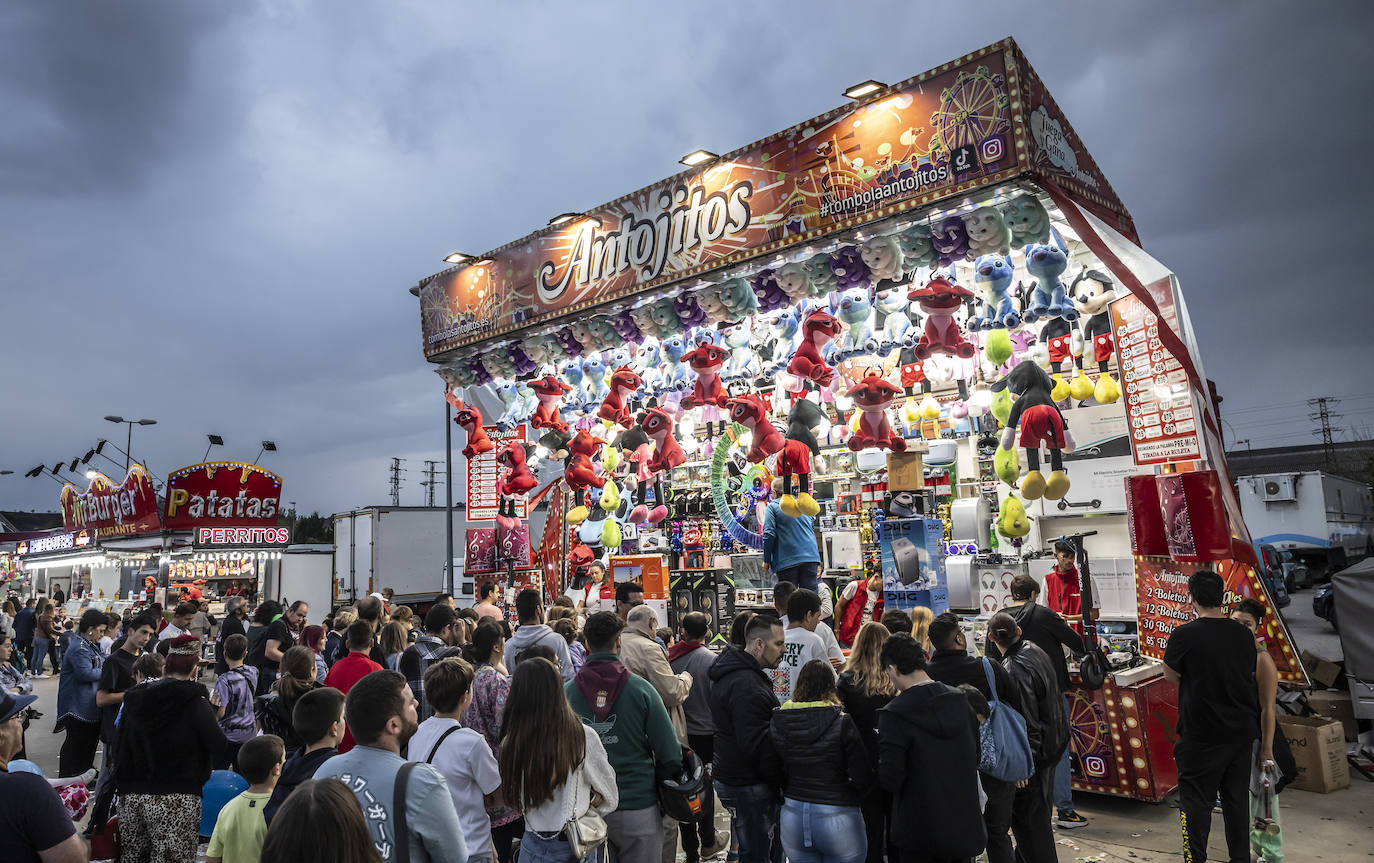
xmin=1261 ymin=475 xmax=1296 ymax=502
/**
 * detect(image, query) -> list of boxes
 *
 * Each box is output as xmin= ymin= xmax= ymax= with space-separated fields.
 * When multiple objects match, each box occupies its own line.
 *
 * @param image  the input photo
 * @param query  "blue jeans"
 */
xmin=31 ymin=637 xmax=51 ymax=674
xmin=518 ymin=830 xmax=601 ymax=863
xmin=714 ymin=781 xmax=781 ymax=863
xmin=775 ymin=562 xmax=820 ymax=593
xmin=1053 ymin=695 xmax=1074 ymax=813
xmin=779 ymin=799 xmax=867 ymax=863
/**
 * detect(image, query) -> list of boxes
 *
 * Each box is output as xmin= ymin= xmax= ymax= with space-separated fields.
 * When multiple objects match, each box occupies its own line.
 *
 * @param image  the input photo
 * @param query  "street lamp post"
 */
xmin=103 ymin=416 xmax=157 ymax=471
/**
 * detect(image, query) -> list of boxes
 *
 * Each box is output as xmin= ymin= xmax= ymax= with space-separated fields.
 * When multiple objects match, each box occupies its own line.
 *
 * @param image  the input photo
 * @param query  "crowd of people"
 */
xmin=0 ymin=563 xmax=1283 ymax=863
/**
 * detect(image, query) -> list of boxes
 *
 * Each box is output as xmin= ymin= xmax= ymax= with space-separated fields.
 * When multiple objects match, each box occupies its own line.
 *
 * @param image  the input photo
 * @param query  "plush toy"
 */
xmin=896 ymin=224 xmax=939 ymax=271
xmin=648 ymin=297 xmax=681 ymax=336
xmin=860 ymin=234 xmax=905 ymax=284
xmin=467 ymin=357 xmax=492 ymax=386
xmin=765 ymin=307 xmax=801 ymax=375
xmin=992 ymin=360 xmax=1076 ymax=501
xmin=453 ymin=399 xmax=495 ymax=459
xmin=554 ymin=326 xmax=583 ymax=358
xmin=833 ymin=286 xmax=875 ymax=359
xmin=559 ymin=359 xmax=585 ymax=417
xmin=787 ymin=309 xmax=843 ymax=387
xmin=984 ymin=328 xmax=1014 ymax=367
xmin=694 ymin=283 xmax=729 ymax=324
xmin=830 ymin=246 xmax=871 ymax=292
xmin=436 ymin=362 xmax=474 ymax=390
xmin=519 ymin=336 xmax=552 ymax=369
xmin=508 ymin=344 xmax=538 ymax=377
xmin=492 ymin=380 xmax=536 ymax=430
xmin=565 ymin=428 xmax=608 ymax=524
xmin=996 ymin=494 xmax=1031 ymax=539
xmin=908 ymin=274 xmax=976 ymax=360
xmin=846 ymin=372 xmax=906 ymax=452
xmin=774 ymin=261 xmax=814 ymax=303
xmin=803 ymin=252 xmax=839 ymax=295
xmin=495 ymin=442 xmax=539 ymax=530
xmin=718 ymin=277 xmax=761 ymax=320
xmin=633 ymin=338 xmax=664 ymax=395
xmin=616 ymin=426 xmax=656 ymax=524
xmin=751 ymin=269 xmax=790 ymax=313
xmin=673 ymin=293 xmax=709 ymax=329
xmin=582 ymin=354 xmax=611 ymax=410
xmin=1002 ymin=194 xmax=1051 ymax=246
xmin=1022 ymin=241 xmax=1076 ymax=323
xmin=661 ymin=335 xmax=691 ymax=392
xmin=1070 ymin=268 xmax=1122 ymax=403
xmin=778 ymin=397 xmax=827 ymax=517
xmin=568 ymin=320 xmax=596 ymax=353
xmin=587 ymin=316 xmax=621 ymax=347
xmin=727 ymin=394 xmax=785 ymax=464
xmin=723 ymin=321 xmax=759 ymax=382
xmin=529 ymin=374 xmax=574 ymax=433
xmin=970 ymin=254 xmax=1021 ymax=330
xmin=680 ymin=342 xmax=731 ymax=409
xmin=605 ymin=345 xmax=633 ymax=372
xmin=597 ymin=366 xmax=643 ymax=428
xmin=609 ymin=310 xmax=643 ymax=344
xmin=629 ymin=305 xmax=662 ymax=341
xmin=932 ymin=216 xmax=971 ymax=267
xmin=873 ymin=287 xmax=913 ymax=355
xmin=639 ymin=406 xmax=685 ymax=524
xmin=481 ymin=353 xmax=514 ymax=382
xmin=964 ymin=206 xmax=1013 ymax=257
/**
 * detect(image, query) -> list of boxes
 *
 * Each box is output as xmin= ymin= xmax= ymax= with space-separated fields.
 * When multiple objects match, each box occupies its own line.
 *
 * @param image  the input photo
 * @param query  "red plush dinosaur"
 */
xmin=908 ymin=274 xmax=976 ymax=360
xmin=564 ymin=428 xmax=607 ymax=524
xmin=528 ymin=374 xmax=574 ymax=433
xmin=597 ymin=366 xmax=643 ymax=428
xmin=787 ymin=309 xmax=842 ymax=386
xmin=495 ymin=442 xmax=539 ymax=530
xmin=680 ymin=343 xmax=731 ymax=409
xmin=640 ymin=407 xmax=686 ymax=477
xmin=846 ymin=372 xmax=907 ymax=452
xmin=454 ymin=400 xmax=495 ymax=459
xmin=727 ymin=394 xmax=785 ymax=464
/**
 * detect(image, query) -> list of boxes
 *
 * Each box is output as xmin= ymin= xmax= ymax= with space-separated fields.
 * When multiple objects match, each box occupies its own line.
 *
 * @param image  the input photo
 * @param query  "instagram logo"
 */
xmin=980 ymin=136 xmax=1005 ymax=163
xmin=1085 ymin=755 xmax=1108 ymax=777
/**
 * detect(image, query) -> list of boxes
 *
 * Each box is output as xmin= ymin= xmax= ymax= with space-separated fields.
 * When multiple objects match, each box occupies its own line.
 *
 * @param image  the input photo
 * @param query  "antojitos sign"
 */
xmin=61 ymin=465 xmax=162 ymax=538
xmin=164 ymin=462 xmax=283 ymax=531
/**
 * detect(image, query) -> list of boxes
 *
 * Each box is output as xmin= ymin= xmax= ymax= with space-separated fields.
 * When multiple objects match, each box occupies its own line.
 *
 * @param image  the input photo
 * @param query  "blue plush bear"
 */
xmin=971 ymin=255 xmax=1021 ymax=331
xmin=1022 ymin=242 xmax=1077 ymax=323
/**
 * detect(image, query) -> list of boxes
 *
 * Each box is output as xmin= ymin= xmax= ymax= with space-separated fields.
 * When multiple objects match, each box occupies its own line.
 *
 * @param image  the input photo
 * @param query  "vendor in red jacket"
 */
xmin=1045 ymin=540 xmax=1099 ymax=631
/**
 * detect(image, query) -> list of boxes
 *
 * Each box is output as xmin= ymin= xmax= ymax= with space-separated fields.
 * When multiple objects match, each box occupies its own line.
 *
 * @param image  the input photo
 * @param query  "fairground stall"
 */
xmin=414 ymin=38 xmax=1301 ymax=802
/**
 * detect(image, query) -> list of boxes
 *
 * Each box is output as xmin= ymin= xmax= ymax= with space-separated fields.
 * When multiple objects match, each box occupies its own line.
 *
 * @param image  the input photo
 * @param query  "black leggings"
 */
xmin=59 ymin=718 xmax=101 ymax=776
xmin=492 ymin=817 xmax=525 ymax=863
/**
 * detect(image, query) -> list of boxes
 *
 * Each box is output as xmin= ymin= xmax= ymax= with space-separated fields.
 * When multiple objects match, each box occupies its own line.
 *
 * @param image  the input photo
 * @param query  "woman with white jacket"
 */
xmin=499 ymin=657 xmax=618 ymax=863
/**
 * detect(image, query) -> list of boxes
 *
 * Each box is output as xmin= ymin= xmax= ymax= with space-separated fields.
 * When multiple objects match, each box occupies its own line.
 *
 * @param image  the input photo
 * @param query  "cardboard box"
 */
xmin=886 ymin=452 xmax=925 ymax=490
xmin=1277 ymin=715 xmax=1349 ymax=793
xmin=1300 ymin=649 xmax=1344 ymax=689
xmin=1307 ymin=689 xmax=1360 ymax=742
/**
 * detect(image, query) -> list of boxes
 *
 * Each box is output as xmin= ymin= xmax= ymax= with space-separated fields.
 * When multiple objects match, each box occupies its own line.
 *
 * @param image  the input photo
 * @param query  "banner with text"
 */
xmin=1111 ymin=279 xmax=1203 ymax=467
xmin=164 ymin=462 xmax=284 ymax=531
xmin=60 ymin=465 xmax=162 ymax=538
xmin=466 ymin=426 xmax=529 ymax=521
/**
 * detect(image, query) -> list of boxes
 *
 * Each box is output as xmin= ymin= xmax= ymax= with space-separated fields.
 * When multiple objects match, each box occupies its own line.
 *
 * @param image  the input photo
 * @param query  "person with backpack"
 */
xmin=877 ymin=633 xmax=986 ymax=863
xmin=211 ymin=634 xmax=259 ymax=769
xmin=409 ymin=658 xmax=502 ymax=863
xmin=766 ymin=660 xmax=871 ymax=863
xmin=265 ymin=687 xmax=346 ymax=824
xmin=926 ymin=613 xmax=1025 ymax=863
xmin=256 ymin=646 xmax=322 ymax=755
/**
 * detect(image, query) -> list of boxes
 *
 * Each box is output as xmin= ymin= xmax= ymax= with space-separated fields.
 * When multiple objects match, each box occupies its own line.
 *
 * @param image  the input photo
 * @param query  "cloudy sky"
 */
xmin=2 ymin=1 xmax=1372 ymax=516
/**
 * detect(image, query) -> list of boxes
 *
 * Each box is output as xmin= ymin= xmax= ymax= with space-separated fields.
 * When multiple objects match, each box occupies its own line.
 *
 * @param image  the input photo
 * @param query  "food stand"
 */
xmin=414 ymin=37 xmax=1300 ymax=802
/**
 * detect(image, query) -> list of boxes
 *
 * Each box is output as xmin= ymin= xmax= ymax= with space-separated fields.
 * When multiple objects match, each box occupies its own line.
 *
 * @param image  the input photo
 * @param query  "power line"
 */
xmin=1308 ymin=397 xmax=1342 ymax=471
xmin=420 ymin=459 xmax=443 ymax=507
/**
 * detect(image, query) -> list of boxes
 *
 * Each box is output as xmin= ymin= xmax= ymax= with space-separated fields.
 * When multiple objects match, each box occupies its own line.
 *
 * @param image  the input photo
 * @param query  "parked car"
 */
xmin=1312 ymin=581 xmax=1337 ymax=631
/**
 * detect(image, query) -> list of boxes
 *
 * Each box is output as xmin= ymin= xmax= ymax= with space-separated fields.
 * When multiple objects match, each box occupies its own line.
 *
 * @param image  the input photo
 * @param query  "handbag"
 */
xmin=977 ymin=658 xmax=1035 ymax=782
xmin=563 ymin=763 xmax=608 ymax=860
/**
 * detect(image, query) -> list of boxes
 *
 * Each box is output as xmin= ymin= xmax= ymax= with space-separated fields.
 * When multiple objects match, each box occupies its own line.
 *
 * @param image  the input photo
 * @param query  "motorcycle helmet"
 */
xmin=657 ymin=746 xmax=707 ymax=822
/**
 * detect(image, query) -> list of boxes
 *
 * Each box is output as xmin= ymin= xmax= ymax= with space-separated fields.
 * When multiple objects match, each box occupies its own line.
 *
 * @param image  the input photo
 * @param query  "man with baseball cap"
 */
xmin=0 ymin=691 xmax=86 ymax=862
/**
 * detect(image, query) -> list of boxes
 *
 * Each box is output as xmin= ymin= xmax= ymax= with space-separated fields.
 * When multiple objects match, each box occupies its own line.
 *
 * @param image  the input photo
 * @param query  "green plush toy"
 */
xmin=991 ymin=385 xmax=1014 ymax=426
xmin=994 ymin=445 xmax=1020 ymax=485
xmin=984 ymin=329 xmax=1013 ymax=366
xmin=997 ymin=494 xmax=1031 ymax=539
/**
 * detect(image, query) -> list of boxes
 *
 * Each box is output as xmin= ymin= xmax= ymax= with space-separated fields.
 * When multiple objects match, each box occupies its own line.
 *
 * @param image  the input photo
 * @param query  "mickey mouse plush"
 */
xmin=992 ymin=360 xmax=1076 ymax=501
xmin=778 ymin=397 xmax=828 ymax=517
xmin=1069 ymin=269 xmax=1122 ymax=404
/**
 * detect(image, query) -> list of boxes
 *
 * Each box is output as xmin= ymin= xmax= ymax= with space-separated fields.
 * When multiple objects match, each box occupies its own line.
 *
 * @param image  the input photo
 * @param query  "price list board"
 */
xmin=466 ymin=425 xmax=529 ymax=521
xmin=1109 ymin=281 xmax=1202 ymax=467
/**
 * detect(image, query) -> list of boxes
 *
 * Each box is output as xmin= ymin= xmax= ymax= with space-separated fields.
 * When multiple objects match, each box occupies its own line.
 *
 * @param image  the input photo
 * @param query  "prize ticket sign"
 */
xmin=466 ymin=425 xmax=528 ymax=522
xmin=1110 ymin=279 xmax=1202 ymax=466
xmin=1134 ymin=556 xmax=1304 ymax=684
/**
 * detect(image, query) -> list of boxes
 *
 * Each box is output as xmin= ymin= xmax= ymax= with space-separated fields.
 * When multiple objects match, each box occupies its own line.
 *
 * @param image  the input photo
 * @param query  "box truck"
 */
xmin=1238 ymin=472 xmax=1374 ymax=581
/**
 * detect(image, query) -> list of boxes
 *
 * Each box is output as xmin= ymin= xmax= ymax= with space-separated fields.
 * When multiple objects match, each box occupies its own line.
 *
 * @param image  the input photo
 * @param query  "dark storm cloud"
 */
xmin=2 ymin=0 xmax=1372 ymax=515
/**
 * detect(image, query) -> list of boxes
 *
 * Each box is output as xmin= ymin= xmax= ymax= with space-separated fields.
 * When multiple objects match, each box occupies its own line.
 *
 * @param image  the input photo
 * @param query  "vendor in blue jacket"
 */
xmin=763 ymin=481 xmax=822 ymax=593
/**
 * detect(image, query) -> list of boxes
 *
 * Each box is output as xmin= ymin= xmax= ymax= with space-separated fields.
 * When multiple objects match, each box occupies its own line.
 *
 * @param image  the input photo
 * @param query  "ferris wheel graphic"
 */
xmin=1067 ymin=690 xmax=1110 ymax=763
xmin=929 ymin=66 xmax=1010 ymax=165
xmin=711 ymin=423 xmax=773 ymax=551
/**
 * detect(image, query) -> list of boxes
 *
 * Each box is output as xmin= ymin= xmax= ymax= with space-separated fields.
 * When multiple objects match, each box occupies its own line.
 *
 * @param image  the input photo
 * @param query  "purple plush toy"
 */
xmin=829 ymin=245 xmax=871 ymax=292
xmin=555 ymin=326 xmax=584 ymax=358
xmin=610 ymin=310 xmax=642 ymax=344
xmin=932 ymin=216 xmax=971 ymax=267
xmin=509 ymin=344 xmax=537 ymax=376
xmin=751 ymin=270 xmax=790 ymax=313
xmin=468 ymin=357 xmax=493 ymax=386
xmin=673 ymin=293 xmax=708 ymax=329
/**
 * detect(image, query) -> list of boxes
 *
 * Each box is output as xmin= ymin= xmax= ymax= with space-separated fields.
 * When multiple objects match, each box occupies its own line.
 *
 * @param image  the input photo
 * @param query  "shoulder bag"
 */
xmin=563 ymin=762 xmax=608 ymax=861
xmin=978 ymin=657 xmax=1035 ymax=782
xmin=394 ymin=761 xmax=417 ymax=863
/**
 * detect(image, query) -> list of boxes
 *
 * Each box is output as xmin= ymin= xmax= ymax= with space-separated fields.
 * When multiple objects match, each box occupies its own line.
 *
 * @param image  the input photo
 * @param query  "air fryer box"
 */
xmin=882 ymin=490 xmax=927 ymax=518
xmin=1278 ymin=715 xmax=1350 ymax=793
xmin=879 ymin=517 xmax=947 ymax=615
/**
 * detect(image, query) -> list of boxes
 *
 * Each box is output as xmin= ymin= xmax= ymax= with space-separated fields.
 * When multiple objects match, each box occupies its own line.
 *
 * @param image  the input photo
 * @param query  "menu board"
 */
xmin=1110 ymin=281 xmax=1202 ymax=466
xmin=1134 ymin=556 xmax=1304 ymax=684
xmin=465 ymin=425 xmax=529 ymax=522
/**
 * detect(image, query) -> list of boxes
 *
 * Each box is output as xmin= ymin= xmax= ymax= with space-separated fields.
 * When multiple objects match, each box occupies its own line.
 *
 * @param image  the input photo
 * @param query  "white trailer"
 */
xmin=1238 ymin=471 xmax=1374 ymax=578
xmin=271 ymin=544 xmax=335 ymax=619
xmin=332 ymin=505 xmax=549 ymax=607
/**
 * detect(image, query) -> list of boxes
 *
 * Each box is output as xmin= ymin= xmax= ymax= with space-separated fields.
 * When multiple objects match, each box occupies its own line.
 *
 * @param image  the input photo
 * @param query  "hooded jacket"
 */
xmin=766 ymin=702 xmax=871 ymax=806
xmin=115 ymin=677 xmax=227 ymax=796
xmin=994 ymin=601 xmax=1083 ymax=691
xmin=878 ymin=681 xmax=986 ymax=857
xmin=707 ymin=646 xmax=781 ymax=788
xmin=506 ymin=622 xmax=574 ymax=682
xmin=999 ymin=638 xmax=1068 ymax=768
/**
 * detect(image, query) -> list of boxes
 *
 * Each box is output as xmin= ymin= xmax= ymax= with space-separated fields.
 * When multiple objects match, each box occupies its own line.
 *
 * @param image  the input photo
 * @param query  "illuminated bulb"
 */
xmin=680 ymin=435 xmax=699 ymax=455
xmin=678 ymin=417 xmax=696 ymax=439
xmin=834 ymin=394 xmax=853 ymax=411
xmin=738 ymin=432 xmax=754 ymax=448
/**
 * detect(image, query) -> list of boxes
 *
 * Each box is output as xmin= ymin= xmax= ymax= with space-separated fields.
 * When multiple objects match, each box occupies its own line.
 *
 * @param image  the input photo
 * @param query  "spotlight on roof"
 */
xmin=843 ymin=80 xmax=887 ymax=100
xmin=260 ymin=440 xmax=277 ymax=452
xmin=679 ymin=149 xmax=719 ymax=167
xmin=207 ymin=434 xmax=225 ymax=446
xmin=443 ymin=252 xmax=473 ymax=265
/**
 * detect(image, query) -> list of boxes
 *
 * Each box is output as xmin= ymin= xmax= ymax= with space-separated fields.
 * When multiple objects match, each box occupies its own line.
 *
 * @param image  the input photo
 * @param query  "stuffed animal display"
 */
xmin=778 ymin=398 xmax=827 ymax=516
xmin=453 ymin=400 xmax=495 ymax=459
xmin=787 ymin=309 xmax=842 ymax=386
xmin=846 ymin=372 xmax=906 ymax=452
xmin=993 ymin=360 xmax=1076 ymax=501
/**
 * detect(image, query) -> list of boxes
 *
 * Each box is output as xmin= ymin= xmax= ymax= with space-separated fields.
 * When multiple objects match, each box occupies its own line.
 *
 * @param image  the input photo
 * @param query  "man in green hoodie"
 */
xmin=567 ymin=611 xmax=683 ymax=863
